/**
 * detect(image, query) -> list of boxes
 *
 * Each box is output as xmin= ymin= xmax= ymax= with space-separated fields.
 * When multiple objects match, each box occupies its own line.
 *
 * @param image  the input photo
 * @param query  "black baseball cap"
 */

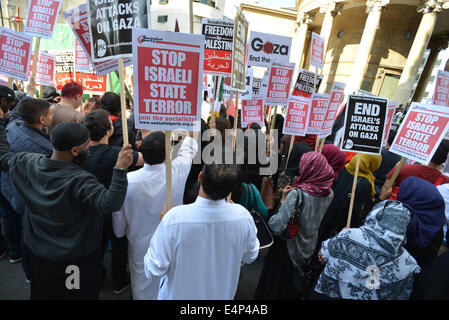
xmin=0 ymin=85 xmax=15 ymax=101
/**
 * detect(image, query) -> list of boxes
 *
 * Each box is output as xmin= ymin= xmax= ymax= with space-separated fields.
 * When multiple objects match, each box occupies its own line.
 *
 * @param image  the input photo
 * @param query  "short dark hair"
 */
xmin=17 ymin=98 xmax=50 ymax=124
xmin=101 ymin=92 xmax=121 ymax=116
xmin=201 ymin=163 xmax=242 ymax=200
xmin=61 ymin=82 xmax=83 ymax=99
xmin=431 ymin=139 xmax=449 ymax=165
xmin=82 ymin=109 xmax=112 ymax=142
xmin=139 ymin=131 xmax=165 ymax=165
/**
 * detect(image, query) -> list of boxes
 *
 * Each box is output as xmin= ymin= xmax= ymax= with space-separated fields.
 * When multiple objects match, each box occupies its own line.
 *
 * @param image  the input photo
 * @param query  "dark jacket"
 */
xmin=109 ymin=114 xmax=137 ymax=150
xmin=1 ymin=120 xmax=53 ymax=214
xmin=0 ymin=118 xmax=128 ymax=262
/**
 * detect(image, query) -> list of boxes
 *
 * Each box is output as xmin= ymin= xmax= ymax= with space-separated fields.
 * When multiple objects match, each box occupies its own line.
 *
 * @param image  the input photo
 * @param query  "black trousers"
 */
xmin=30 ymin=248 xmax=103 ymax=300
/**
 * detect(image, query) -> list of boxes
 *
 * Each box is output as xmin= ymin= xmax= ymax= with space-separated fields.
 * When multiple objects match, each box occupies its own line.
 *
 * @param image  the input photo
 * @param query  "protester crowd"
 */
xmin=0 ymin=80 xmax=448 ymax=300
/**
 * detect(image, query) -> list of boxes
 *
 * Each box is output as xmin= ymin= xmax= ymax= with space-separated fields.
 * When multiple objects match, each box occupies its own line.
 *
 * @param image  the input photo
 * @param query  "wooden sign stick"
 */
xmin=165 ymin=130 xmax=172 ymax=208
xmin=210 ymin=75 xmax=218 ymax=125
xmin=109 ymin=72 xmax=113 ymax=91
xmin=319 ymin=137 xmax=325 ymax=153
xmin=346 ymin=153 xmax=361 ymax=228
xmin=114 ymin=70 xmax=133 ymax=105
xmin=117 ymin=58 xmax=129 ymax=146
xmin=226 ymin=90 xmax=234 ymax=119
xmin=232 ymin=91 xmax=240 ymax=151
xmin=385 ymin=157 xmax=407 ymax=191
xmin=31 ymin=37 xmax=40 ymax=97
xmin=313 ymin=69 xmax=320 ymax=152
xmin=285 ymin=134 xmax=295 ymax=167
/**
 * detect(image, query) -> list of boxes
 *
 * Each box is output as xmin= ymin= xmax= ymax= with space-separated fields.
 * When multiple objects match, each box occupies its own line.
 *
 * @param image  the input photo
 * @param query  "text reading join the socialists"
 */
xmin=143 ymin=49 xmax=193 ymax=115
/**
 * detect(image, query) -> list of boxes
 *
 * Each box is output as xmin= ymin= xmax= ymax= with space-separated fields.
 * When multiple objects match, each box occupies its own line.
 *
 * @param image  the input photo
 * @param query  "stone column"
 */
xmin=393 ymin=0 xmax=448 ymax=106
xmin=319 ymin=3 xmax=344 ymax=93
xmin=412 ymin=38 xmax=448 ymax=102
xmin=344 ymin=0 xmax=390 ymax=96
xmin=292 ymin=12 xmax=316 ymax=85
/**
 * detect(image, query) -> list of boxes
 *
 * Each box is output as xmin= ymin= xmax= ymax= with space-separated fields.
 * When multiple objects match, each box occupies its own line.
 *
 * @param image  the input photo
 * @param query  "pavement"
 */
xmin=0 ymin=245 xmax=268 ymax=300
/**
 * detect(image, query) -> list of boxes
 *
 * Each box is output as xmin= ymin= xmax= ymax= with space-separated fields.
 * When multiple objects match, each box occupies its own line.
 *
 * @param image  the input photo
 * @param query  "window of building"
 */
xmin=423 ymin=92 xmax=429 ymax=98
xmin=159 ymin=0 xmax=168 ymax=4
xmin=194 ymin=0 xmax=216 ymax=8
xmin=158 ymin=15 xmax=168 ymax=23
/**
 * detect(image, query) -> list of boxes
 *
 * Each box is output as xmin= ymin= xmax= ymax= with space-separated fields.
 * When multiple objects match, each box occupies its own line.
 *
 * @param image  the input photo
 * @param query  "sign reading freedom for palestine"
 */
xmin=0 ymin=28 xmax=32 ymax=81
xmin=88 ymin=0 xmax=150 ymax=62
xmin=24 ymin=0 xmax=62 ymax=39
xmin=341 ymin=94 xmax=388 ymax=155
xmin=292 ymin=68 xmax=323 ymax=98
xmin=202 ymin=18 xmax=233 ymax=76
xmin=133 ymin=28 xmax=204 ymax=131
xmin=390 ymin=103 xmax=449 ymax=165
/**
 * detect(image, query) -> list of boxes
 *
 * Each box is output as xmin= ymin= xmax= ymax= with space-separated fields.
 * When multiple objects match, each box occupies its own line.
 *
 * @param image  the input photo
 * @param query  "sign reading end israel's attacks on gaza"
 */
xmin=341 ymin=95 xmax=388 ymax=155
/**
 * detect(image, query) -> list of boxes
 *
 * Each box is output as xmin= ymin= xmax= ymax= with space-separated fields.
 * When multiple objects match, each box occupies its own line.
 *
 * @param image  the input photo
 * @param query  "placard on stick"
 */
xmin=282 ymin=95 xmax=311 ymax=137
xmin=432 ymin=70 xmax=449 ymax=107
xmin=202 ymin=18 xmax=233 ymax=76
xmin=305 ymin=93 xmax=330 ymax=135
xmin=266 ymin=62 xmax=295 ymax=106
xmin=132 ymin=28 xmax=204 ymax=132
xmin=320 ymin=82 xmax=345 ymax=138
xmin=87 ymin=0 xmax=151 ymax=62
xmin=310 ymin=32 xmax=325 ymax=70
xmin=341 ymin=94 xmax=388 ymax=155
xmin=292 ymin=68 xmax=323 ymax=98
xmin=247 ymin=31 xmax=292 ymax=68
xmin=241 ymin=97 xmax=264 ymax=128
xmin=230 ymin=10 xmax=249 ymax=92
xmin=389 ymin=103 xmax=449 ymax=165
xmin=24 ymin=0 xmax=62 ymax=39
xmin=382 ymin=101 xmax=396 ymax=147
xmin=28 ymin=52 xmax=55 ymax=86
xmin=0 ymin=28 xmax=32 ymax=81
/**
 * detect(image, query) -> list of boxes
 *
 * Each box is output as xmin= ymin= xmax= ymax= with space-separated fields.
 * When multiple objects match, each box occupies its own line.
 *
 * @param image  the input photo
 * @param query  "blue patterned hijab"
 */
xmin=397 ymin=176 xmax=446 ymax=248
xmin=315 ymin=201 xmax=421 ymax=300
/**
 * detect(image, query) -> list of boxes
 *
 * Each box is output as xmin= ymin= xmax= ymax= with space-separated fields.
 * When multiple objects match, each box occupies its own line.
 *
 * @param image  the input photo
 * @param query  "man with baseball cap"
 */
xmin=0 ymin=106 xmax=134 ymax=299
xmin=0 ymin=85 xmax=15 ymax=116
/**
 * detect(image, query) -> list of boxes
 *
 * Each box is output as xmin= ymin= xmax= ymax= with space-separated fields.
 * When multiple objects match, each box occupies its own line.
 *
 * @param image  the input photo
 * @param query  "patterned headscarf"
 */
xmin=397 ymin=177 xmax=446 ymax=248
xmin=292 ymin=152 xmax=335 ymax=197
xmin=315 ymin=201 xmax=421 ymax=300
xmin=322 ymin=144 xmax=346 ymax=181
xmin=345 ymin=153 xmax=382 ymax=196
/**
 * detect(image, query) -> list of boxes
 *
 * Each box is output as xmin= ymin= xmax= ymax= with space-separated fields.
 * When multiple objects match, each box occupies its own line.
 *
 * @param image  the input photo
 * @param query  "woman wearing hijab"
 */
xmin=321 ymin=144 xmax=346 ymax=183
xmin=397 ymin=177 xmax=446 ymax=268
xmin=312 ymin=200 xmax=421 ymax=300
xmin=255 ymin=152 xmax=335 ymax=299
xmin=317 ymin=153 xmax=382 ymax=243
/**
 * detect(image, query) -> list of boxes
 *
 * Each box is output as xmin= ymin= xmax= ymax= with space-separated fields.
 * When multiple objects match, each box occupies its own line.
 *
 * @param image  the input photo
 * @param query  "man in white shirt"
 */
xmin=143 ymin=162 xmax=260 ymax=300
xmin=113 ymin=131 xmax=198 ymax=299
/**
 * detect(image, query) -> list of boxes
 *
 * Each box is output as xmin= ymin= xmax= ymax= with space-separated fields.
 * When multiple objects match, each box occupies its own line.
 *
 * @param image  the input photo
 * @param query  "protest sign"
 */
xmin=132 ymin=28 xmax=204 ymax=131
xmin=432 ymin=70 xmax=449 ymax=107
xmin=239 ymin=68 xmax=253 ymax=99
xmin=252 ymin=72 xmax=269 ymax=98
xmin=310 ymin=32 xmax=325 ymax=70
xmin=75 ymin=71 xmax=107 ymax=94
xmin=265 ymin=62 xmax=295 ymax=106
xmin=306 ymin=93 xmax=330 ymax=135
xmin=341 ymin=95 xmax=388 ymax=155
xmin=88 ymin=0 xmax=151 ymax=62
xmin=75 ymin=39 xmax=91 ymax=72
xmin=282 ymin=96 xmax=311 ymax=137
xmin=247 ymin=31 xmax=291 ymax=68
xmin=54 ymin=50 xmax=75 ymax=90
xmin=24 ymin=0 xmax=62 ymax=39
xmin=320 ymin=82 xmax=345 ymax=138
xmin=382 ymin=101 xmax=396 ymax=147
xmin=65 ymin=4 xmax=132 ymax=76
xmin=292 ymin=68 xmax=323 ymax=97
xmin=389 ymin=103 xmax=449 ymax=165
xmin=0 ymin=28 xmax=32 ymax=81
xmin=202 ymin=18 xmax=233 ymax=76
xmin=241 ymin=97 xmax=264 ymax=128
xmin=28 ymin=52 xmax=55 ymax=86
xmin=230 ymin=10 xmax=249 ymax=91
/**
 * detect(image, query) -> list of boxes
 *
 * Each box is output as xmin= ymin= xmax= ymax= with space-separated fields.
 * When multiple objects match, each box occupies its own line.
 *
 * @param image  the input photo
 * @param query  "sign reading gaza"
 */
xmin=341 ymin=95 xmax=388 ymax=155
xmin=247 ymin=31 xmax=291 ymax=68
xmin=132 ymin=28 xmax=204 ymax=131
xmin=88 ymin=0 xmax=150 ymax=62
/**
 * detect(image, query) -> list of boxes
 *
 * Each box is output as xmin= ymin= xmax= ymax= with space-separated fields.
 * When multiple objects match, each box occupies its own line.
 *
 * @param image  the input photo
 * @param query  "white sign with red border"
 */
xmin=132 ymin=28 xmax=204 ymax=131
xmin=310 ymin=32 xmax=325 ymax=70
xmin=282 ymin=95 xmax=311 ymax=136
xmin=265 ymin=62 xmax=295 ymax=106
xmin=0 ymin=28 xmax=32 ymax=81
xmin=241 ymin=97 xmax=264 ymax=128
xmin=306 ymin=93 xmax=330 ymax=135
xmin=382 ymin=101 xmax=397 ymax=147
xmin=320 ymin=82 xmax=345 ymax=138
xmin=28 ymin=51 xmax=55 ymax=86
xmin=432 ymin=70 xmax=449 ymax=107
xmin=24 ymin=0 xmax=62 ymax=39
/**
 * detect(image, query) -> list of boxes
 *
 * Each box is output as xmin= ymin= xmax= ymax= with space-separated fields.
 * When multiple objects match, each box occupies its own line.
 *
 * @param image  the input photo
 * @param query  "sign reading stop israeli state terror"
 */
xmin=28 ymin=52 xmax=55 ymax=86
xmin=341 ymin=95 xmax=388 ymax=155
xmin=133 ymin=28 xmax=204 ymax=131
xmin=231 ymin=10 xmax=249 ymax=91
xmin=64 ymin=4 xmax=132 ymax=77
xmin=241 ymin=97 xmax=264 ymax=128
xmin=306 ymin=93 xmax=330 ymax=135
xmin=266 ymin=62 xmax=295 ymax=106
xmin=390 ymin=103 xmax=449 ymax=165
xmin=320 ymin=82 xmax=345 ymax=138
xmin=0 ymin=28 xmax=32 ymax=81
xmin=247 ymin=31 xmax=291 ymax=68
xmin=292 ymin=68 xmax=323 ymax=97
xmin=202 ymin=18 xmax=233 ymax=76
xmin=432 ymin=70 xmax=449 ymax=107
xmin=382 ymin=101 xmax=396 ymax=147
xmin=24 ymin=0 xmax=62 ymax=39
xmin=283 ymin=95 xmax=311 ymax=137
xmin=88 ymin=0 xmax=151 ymax=62
xmin=75 ymin=39 xmax=91 ymax=72
xmin=310 ymin=32 xmax=325 ymax=70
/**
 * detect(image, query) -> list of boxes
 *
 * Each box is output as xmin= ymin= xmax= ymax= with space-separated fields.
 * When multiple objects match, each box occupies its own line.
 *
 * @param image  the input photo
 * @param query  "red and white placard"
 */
xmin=306 ymin=93 xmax=330 ymax=135
xmin=310 ymin=32 xmax=325 ymax=70
xmin=24 ymin=0 xmax=62 ymax=39
xmin=28 ymin=51 xmax=55 ymax=86
xmin=382 ymin=101 xmax=397 ymax=147
xmin=241 ymin=97 xmax=264 ymax=128
xmin=282 ymin=96 xmax=311 ymax=137
xmin=0 ymin=28 xmax=32 ymax=81
xmin=265 ymin=62 xmax=294 ymax=106
xmin=320 ymin=82 xmax=345 ymax=138
xmin=432 ymin=70 xmax=449 ymax=107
